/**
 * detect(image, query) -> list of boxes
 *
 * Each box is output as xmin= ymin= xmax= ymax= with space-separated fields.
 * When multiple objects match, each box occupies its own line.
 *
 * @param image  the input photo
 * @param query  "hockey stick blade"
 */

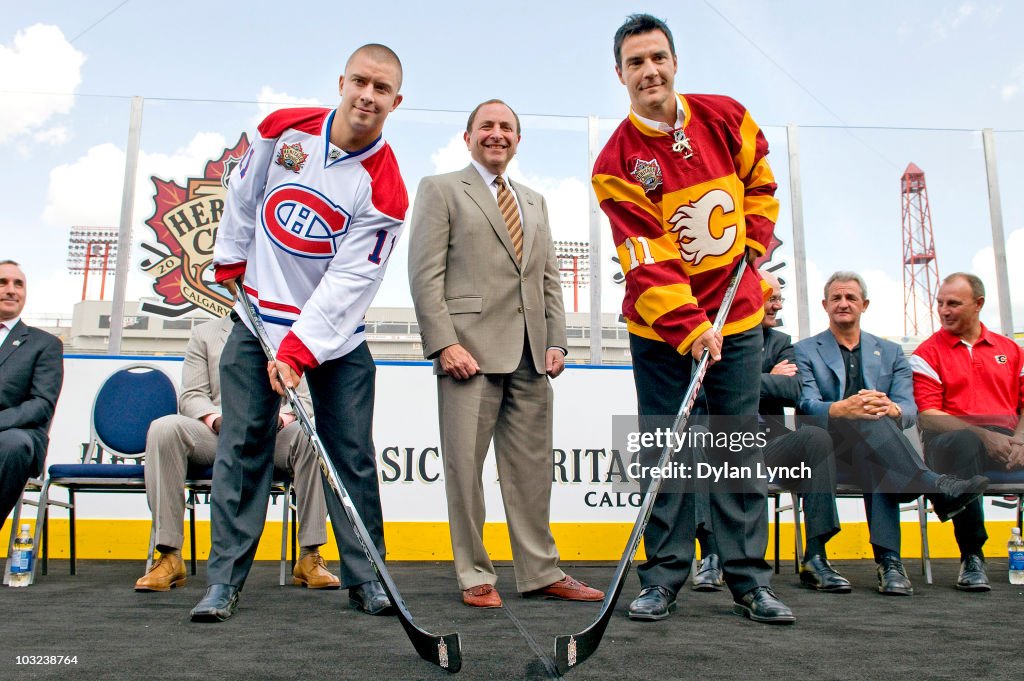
xmin=554 ymin=259 xmax=748 ymax=674
xmin=237 ymin=287 xmax=462 ymax=673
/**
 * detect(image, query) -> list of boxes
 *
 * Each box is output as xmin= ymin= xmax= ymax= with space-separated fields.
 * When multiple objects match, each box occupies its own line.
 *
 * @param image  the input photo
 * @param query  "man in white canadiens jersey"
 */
xmin=190 ymin=44 xmax=407 ymax=622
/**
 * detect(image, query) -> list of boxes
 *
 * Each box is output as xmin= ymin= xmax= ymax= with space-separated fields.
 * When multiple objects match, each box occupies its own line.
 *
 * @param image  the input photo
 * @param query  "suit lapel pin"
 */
xmin=13 ymin=340 xmax=21 ymax=347
xmin=873 ymin=350 xmax=881 ymax=356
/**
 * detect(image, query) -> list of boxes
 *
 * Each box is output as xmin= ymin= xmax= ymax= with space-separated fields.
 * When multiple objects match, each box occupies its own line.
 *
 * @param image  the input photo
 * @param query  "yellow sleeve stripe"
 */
xmin=614 ymin=234 xmax=680 ymax=271
xmin=747 ymin=157 xmax=776 ymax=189
xmin=744 ymin=238 xmax=767 ymax=256
xmin=634 ymin=283 xmax=698 ymax=324
xmin=734 ymin=112 xmax=760 ymax=179
xmin=593 ymin=173 xmax=661 ymax=222
xmin=745 ymin=193 xmax=780 ymax=222
xmin=676 ymin=320 xmax=713 ymax=355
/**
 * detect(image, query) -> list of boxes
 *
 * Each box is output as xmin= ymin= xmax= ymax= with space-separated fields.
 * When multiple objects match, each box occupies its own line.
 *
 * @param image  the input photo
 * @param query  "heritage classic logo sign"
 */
xmin=140 ymin=135 xmax=249 ymax=318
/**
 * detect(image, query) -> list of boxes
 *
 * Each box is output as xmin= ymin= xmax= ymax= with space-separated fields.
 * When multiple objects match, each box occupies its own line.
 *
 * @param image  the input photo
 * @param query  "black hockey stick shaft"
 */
xmin=237 ymin=287 xmax=462 ymax=673
xmin=554 ymin=258 xmax=748 ymax=674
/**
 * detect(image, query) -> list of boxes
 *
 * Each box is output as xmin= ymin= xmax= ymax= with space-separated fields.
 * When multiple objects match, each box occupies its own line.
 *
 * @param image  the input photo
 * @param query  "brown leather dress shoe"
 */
xmin=135 ymin=553 xmax=186 ymax=592
xmin=292 ymin=552 xmax=341 ymax=589
xmin=523 ymin=574 xmax=604 ymax=601
xmin=462 ymin=584 xmax=502 ymax=608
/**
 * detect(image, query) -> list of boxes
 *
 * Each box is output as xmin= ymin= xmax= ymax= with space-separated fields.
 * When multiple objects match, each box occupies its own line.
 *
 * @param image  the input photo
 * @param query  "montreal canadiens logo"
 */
xmin=262 ymin=184 xmax=350 ymax=258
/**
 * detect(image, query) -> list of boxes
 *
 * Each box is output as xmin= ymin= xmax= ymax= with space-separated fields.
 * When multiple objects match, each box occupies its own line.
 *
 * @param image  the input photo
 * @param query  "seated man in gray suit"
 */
xmin=694 ymin=269 xmax=848 ymax=593
xmin=0 ymin=260 xmax=64 ymax=526
xmin=134 ymin=315 xmax=337 ymax=592
xmin=794 ymin=270 xmax=987 ymax=596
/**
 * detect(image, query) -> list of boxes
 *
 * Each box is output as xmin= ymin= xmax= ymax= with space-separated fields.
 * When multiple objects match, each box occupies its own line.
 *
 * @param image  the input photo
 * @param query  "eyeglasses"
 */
xmin=768 ymin=296 xmax=785 ymax=304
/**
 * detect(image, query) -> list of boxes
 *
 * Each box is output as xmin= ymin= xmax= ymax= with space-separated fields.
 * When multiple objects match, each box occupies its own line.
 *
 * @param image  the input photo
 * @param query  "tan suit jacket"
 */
xmin=409 ymin=165 xmax=567 ymax=375
xmin=180 ymin=315 xmax=313 ymax=420
xmin=408 ymin=164 xmax=567 ymax=592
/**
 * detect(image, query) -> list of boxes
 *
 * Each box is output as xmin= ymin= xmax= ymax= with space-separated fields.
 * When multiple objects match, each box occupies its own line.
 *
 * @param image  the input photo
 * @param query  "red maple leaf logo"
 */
xmin=142 ymin=133 xmax=250 ymax=314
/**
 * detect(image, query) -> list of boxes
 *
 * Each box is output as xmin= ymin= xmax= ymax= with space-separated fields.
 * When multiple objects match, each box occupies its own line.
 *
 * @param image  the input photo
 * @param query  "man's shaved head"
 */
xmin=346 ymin=43 xmax=403 ymax=90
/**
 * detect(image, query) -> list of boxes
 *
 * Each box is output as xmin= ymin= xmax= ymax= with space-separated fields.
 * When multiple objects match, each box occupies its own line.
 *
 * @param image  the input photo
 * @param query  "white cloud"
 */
xmin=1000 ymin=64 xmax=1024 ymax=101
xmin=430 ymin=133 xmax=470 ymax=174
xmin=42 ymin=132 xmax=229 ymax=229
xmin=23 ymin=270 xmax=81 ymax=319
xmin=252 ymin=86 xmax=322 ymax=127
xmin=970 ymin=227 xmax=1024 ymax=333
xmin=932 ymin=2 xmax=976 ymax=39
xmin=33 ymin=126 xmax=69 ymax=145
xmin=35 ymin=132 xmax=233 ymax=314
xmin=0 ymin=24 xmax=85 ymax=144
xmin=778 ymin=261 xmax=917 ymax=341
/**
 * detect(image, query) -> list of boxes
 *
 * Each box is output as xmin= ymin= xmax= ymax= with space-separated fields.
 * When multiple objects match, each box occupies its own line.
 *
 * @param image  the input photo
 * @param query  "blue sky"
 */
xmin=1 ymin=0 xmax=1021 ymax=337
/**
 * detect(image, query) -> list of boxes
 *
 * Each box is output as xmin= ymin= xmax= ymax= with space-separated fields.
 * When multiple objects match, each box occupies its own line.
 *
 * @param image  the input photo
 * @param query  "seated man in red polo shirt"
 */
xmin=911 ymin=272 xmax=1024 ymax=592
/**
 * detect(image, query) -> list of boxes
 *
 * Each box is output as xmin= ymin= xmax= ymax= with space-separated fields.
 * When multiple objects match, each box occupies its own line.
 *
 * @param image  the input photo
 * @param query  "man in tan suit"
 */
xmin=134 ymin=315 xmax=338 ymax=592
xmin=409 ymin=99 xmax=603 ymax=607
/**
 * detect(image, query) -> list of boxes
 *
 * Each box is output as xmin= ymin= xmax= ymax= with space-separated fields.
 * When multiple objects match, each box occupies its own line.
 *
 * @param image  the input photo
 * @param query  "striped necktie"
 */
xmin=494 ymin=176 xmax=523 ymax=262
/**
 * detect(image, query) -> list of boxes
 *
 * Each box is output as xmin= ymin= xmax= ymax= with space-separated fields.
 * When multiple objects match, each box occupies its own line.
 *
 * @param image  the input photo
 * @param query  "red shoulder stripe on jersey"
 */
xmin=360 ymin=144 xmax=409 ymax=222
xmin=257 ymin=107 xmax=330 ymax=139
xmin=214 ymin=261 xmax=246 ymax=284
xmin=278 ymin=331 xmax=319 ymax=376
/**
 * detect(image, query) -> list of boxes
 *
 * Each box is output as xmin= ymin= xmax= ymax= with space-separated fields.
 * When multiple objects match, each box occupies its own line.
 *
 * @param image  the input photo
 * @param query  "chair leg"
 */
xmin=279 ymin=485 xmax=289 ymax=587
xmin=773 ymin=493 xmax=781 ymax=574
xmin=42 ymin=500 xmax=49 ymax=576
xmin=69 ymin=490 xmax=77 ymax=576
xmin=187 ymin=491 xmax=198 ymax=577
xmin=2 ymin=490 xmax=25 ymax=585
xmin=290 ymin=490 xmax=297 ymax=570
xmin=145 ymin=522 xmax=156 ymax=573
xmin=918 ymin=496 xmax=933 ymax=585
xmin=793 ymin=493 xmax=804 ymax=572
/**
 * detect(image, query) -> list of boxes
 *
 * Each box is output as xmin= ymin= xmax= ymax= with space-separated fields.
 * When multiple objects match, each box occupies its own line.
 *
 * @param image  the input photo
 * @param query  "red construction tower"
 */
xmin=901 ymin=163 xmax=940 ymax=336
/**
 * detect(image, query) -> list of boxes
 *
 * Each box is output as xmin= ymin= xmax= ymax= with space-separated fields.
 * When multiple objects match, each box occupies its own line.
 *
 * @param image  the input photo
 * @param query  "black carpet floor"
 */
xmin=1 ymin=558 xmax=1021 ymax=680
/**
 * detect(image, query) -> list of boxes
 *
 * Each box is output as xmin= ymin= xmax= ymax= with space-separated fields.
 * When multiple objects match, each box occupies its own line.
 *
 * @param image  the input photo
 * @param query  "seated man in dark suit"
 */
xmin=911 ymin=272 xmax=1024 ymax=591
xmin=795 ymin=270 xmax=988 ymax=596
xmin=694 ymin=270 xmax=848 ymax=593
xmin=0 ymin=260 xmax=64 ymax=525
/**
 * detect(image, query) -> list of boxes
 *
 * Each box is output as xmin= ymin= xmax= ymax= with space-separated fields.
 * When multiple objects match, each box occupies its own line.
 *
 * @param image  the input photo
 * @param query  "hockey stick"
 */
xmin=237 ymin=287 xmax=462 ymax=673
xmin=554 ymin=258 xmax=748 ymax=674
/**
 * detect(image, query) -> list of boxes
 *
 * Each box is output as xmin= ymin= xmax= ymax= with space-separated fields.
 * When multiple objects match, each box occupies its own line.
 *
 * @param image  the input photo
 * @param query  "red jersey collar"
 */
xmin=938 ymin=322 xmax=995 ymax=348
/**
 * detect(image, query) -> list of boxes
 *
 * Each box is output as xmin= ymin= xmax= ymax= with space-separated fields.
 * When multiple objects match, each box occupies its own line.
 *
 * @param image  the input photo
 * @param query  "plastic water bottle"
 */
xmin=1010 ymin=527 xmax=1024 ymax=586
xmin=8 ymin=524 xmax=34 ymax=587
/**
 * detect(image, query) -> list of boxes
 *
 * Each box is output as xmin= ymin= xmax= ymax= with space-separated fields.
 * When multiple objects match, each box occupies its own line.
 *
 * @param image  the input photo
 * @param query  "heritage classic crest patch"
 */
xmin=276 ymin=142 xmax=308 ymax=173
xmin=631 ymin=158 xmax=663 ymax=193
xmin=140 ymin=134 xmax=249 ymax=318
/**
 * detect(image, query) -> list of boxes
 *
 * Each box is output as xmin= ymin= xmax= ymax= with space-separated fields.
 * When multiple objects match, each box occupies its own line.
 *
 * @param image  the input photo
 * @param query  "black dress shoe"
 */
xmin=190 ymin=584 xmax=239 ymax=622
xmin=930 ymin=474 xmax=989 ymax=522
xmin=732 ymin=586 xmax=795 ymax=624
xmin=691 ymin=554 xmax=724 ymax=592
xmin=956 ymin=554 xmax=991 ymax=592
xmin=349 ymin=580 xmax=395 ymax=615
xmin=628 ymin=586 xmax=676 ymax=621
xmin=876 ymin=555 xmax=913 ymax=596
xmin=799 ymin=555 xmax=852 ymax=593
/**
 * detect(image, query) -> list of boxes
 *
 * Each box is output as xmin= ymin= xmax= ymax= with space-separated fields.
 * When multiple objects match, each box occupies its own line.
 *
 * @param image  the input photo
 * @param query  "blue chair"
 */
xmin=40 ymin=363 xmax=177 ymax=575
